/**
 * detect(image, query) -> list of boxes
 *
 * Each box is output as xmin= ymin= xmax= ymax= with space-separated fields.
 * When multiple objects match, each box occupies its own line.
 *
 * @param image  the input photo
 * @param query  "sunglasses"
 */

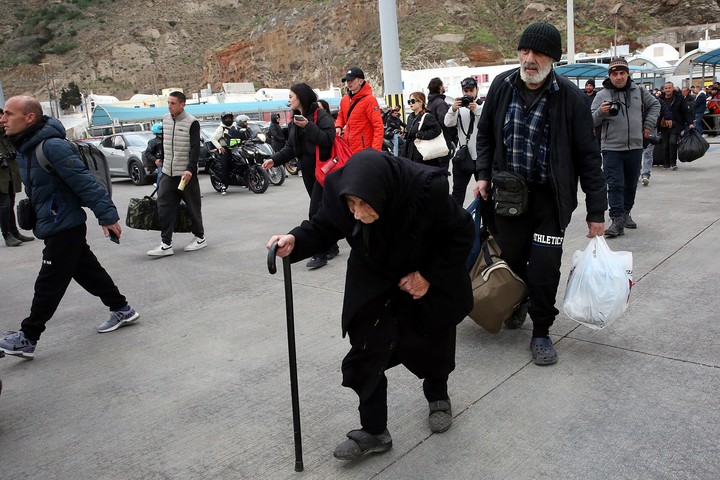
xmin=407 ymin=99 xmax=419 ymax=105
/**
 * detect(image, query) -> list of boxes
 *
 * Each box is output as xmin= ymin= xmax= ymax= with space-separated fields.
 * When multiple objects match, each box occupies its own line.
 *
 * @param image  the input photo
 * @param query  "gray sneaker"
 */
xmin=0 ymin=330 xmax=37 ymax=359
xmin=97 ymin=307 xmax=140 ymax=333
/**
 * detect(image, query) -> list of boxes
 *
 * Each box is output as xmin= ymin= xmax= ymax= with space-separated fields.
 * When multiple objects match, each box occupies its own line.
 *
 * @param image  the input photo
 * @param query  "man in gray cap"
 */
xmin=473 ymin=22 xmax=607 ymax=365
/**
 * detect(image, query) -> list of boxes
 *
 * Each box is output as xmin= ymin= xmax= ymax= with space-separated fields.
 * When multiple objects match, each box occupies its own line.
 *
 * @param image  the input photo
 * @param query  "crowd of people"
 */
xmin=0 ymin=20 xmax=708 ymax=464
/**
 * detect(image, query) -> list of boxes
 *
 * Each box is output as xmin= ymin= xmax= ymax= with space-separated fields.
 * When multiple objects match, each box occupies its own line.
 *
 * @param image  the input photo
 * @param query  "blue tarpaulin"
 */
xmin=90 ymin=98 xmax=341 ymax=126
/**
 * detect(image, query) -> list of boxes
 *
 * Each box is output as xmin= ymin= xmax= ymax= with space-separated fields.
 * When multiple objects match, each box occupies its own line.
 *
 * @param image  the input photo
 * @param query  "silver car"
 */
xmin=98 ymin=132 xmax=156 ymax=186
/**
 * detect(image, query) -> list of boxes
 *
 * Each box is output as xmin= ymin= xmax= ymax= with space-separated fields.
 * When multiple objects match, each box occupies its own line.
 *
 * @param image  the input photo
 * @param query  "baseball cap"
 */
xmin=461 ymin=77 xmax=478 ymax=88
xmin=342 ymin=67 xmax=365 ymax=82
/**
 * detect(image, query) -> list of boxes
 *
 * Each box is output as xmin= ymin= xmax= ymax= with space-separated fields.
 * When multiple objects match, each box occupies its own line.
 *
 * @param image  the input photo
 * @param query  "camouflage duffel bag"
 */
xmin=126 ymin=196 xmax=193 ymax=233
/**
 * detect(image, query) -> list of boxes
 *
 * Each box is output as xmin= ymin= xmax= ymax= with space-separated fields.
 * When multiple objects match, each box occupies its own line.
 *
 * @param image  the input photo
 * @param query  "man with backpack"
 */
xmin=0 ymin=96 xmax=140 ymax=359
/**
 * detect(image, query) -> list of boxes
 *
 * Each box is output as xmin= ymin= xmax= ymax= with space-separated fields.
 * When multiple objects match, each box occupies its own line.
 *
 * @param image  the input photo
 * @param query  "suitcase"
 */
xmin=126 ymin=195 xmax=193 ymax=233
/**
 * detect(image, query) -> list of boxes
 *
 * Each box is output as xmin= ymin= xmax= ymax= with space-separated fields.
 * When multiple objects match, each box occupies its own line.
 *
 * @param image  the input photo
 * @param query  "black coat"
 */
xmin=476 ymin=68 xmax=607 ymax=229
xmin=660 ymin=91 xmax=693 ymax=133
xmin=288 ymin=150 xmax=474 ymax=339
xmin=267 ymin=122 xmax=286 ymax=152
xmin=401 ymin=112 xmax=443 ymax=164
xmin=271 ymin=103 xmax=335 ymax=187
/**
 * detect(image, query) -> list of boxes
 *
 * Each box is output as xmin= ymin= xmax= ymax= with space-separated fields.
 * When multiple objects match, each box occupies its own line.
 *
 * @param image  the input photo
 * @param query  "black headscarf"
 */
xmin=335 ymin=149 xmax=447 ymax=252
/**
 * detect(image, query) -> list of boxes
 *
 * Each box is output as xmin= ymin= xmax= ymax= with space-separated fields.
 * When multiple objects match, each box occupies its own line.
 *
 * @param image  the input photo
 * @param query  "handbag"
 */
xmin=126 ymin=186 xmax=193 ymax=232
xmin=16 ymin=150 xmax=36 ymax=230
xmin=466 ymin=200 xmax=528 ymax=333
xmin=314 ymin=110 xmax=352 ymax=187
xmin=413 ymin=114 xmax=449 ymax=161
xmin=452 ymin=113 xmax=476 ymax=175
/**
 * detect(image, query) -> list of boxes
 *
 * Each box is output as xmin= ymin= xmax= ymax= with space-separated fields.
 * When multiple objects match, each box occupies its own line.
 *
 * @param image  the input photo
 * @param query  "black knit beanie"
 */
xmin=517 ymin=23 xmax=562 ymax=62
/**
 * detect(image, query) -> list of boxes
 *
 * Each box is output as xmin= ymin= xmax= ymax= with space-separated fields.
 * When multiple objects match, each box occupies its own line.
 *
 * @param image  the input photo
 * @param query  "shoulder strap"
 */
xmin=457 ymin=110 xmax=475 ymax=142
xmin=346 ymin=96 xmax=362 ymax=121
xmin=417 ymin=113 xmax=427 ymax=130
xmin=34 ymin=139 xmax=53 ymax=173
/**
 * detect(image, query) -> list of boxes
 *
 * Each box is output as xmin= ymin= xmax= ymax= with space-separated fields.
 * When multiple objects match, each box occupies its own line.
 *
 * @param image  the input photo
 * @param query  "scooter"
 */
xmin=208 ymin=136 xmax=271 ymax=194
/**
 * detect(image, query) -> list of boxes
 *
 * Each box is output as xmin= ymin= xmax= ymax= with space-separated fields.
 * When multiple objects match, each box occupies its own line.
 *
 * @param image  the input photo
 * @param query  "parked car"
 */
xmin=97 ymin=132 xmax=156 ymax=186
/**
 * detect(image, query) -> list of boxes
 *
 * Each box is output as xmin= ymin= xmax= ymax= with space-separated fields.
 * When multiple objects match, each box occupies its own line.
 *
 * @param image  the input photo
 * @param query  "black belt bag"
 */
xmin=16 ymin=198 xmax=36 ymax=230
xmin=492 ymin=171 xmax=529 ymax=217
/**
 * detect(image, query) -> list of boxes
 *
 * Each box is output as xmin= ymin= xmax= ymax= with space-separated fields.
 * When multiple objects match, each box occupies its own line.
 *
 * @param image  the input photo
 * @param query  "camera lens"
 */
xmin=609 ymin=103 xmax=619 ymax=116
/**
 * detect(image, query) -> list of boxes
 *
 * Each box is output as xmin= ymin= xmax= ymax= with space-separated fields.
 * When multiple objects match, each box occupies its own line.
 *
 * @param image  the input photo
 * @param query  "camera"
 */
xmin=0 ymin=152 xmax=15 ymax=169
xmin=643 ymin=134 xmax=661 ymax=149
xmin=607 ymin=101 xmax=621 ymax=116
xmin=459 ymin=95 xmax=473 ymax=107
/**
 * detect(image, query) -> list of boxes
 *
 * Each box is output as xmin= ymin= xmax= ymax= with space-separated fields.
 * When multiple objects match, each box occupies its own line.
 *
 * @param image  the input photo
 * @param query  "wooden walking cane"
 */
xmin=267 ymin=242 xmax=304 ymax=472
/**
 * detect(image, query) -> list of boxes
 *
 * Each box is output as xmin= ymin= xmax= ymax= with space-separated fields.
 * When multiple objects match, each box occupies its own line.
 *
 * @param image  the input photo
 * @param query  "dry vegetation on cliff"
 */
xmin=1 ymin=0 xmax=719 ymax=99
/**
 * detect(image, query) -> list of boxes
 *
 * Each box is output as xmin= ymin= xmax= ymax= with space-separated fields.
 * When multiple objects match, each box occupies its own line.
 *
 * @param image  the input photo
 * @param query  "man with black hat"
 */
xmin=335 ymin=67 xmax=384 ymax=154
xmin=473 ymin=22 xmax=607 ymax=366
xmin=591 ymin=57 xmax=660 ymax=237
xmin=583 ymin=79 xmax=597 ymax=108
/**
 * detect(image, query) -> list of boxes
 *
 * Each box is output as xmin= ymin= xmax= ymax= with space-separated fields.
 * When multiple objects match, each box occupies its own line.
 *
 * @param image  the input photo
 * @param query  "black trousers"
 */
xmin=219 ymin=150 xmax=232 ymax=186
xmin=157 ymin=174 xmax=204 ymax=245
xmin=20 ymin=224 xmax=127 ymax=341
xmin=451 ymin=165 xmax=478 ymax=207
xmin=342 ymin=294 xmax=454 ymax=434
xmin=0 ymin=189 xmax=17 ymax=235
xmin=493 ymin=184 xmax=564 ymax=337
xmin=660 ymin=130 xmax=679 ymax=168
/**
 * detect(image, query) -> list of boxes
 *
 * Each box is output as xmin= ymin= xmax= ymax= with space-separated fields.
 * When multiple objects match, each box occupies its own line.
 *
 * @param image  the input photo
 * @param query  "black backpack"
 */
xmin=35 ymin=139 xmax=113 ymax=199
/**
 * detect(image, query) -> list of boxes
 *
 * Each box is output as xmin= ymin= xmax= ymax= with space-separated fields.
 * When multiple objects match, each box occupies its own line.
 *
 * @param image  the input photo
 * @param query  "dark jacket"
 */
xmin=288 ymin=150 xmax=474 ymax=337
xmin=476 ymin=68 xmax=607 ymax=229
xmin=0 ymin=132 xmax=21 ymax=195
xmin=660 ymin=91 xmax=693 ymax=133
xmin=270 ymin=103 xmax=335 ymax=183
xmin=401 ymin=112 xmax=443 ymax=163
xmin=142 ymin=136 xmax=163 ymax=171
xmin=267 ymin=121 xmax=286 ymax=152
xmin=694 ymin=91 xmax=707 ymax=115
xmin=13 ymin=117 xmax=119 ymax=239
xmin=427 ymin=92 xmax=455 ymax=149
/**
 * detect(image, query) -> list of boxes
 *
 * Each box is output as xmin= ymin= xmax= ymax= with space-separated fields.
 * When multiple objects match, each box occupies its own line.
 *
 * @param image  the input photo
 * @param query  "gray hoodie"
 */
xmin=591 ymin=78 xmax=660 ymax=151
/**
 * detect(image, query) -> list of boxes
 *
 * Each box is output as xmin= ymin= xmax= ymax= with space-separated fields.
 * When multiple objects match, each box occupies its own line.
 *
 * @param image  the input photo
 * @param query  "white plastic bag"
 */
xmin=563 ymin=236 xmax=633 ymax=330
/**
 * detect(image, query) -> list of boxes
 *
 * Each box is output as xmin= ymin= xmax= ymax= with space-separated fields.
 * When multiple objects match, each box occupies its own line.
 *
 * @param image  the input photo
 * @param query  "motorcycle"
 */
xmin=208 ymin=135 xmax=272 ymax=194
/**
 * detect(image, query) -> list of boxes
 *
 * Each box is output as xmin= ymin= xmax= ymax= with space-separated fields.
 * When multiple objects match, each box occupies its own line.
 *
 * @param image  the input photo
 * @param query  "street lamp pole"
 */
xmin=611 ymin=3 xmax=623 ymax=57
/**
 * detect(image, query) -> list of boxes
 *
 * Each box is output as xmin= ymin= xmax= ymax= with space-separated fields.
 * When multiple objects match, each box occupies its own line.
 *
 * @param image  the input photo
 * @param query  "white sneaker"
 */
xmin=147 ymin=243 xmax=174 ymax=256
xmin=184 ymin=236 xmax=207 ymax=252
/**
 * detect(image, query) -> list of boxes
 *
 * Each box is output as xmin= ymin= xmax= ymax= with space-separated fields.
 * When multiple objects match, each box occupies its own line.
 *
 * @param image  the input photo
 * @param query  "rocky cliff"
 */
xmin=1 ymin=0 xmax=719 ymax=100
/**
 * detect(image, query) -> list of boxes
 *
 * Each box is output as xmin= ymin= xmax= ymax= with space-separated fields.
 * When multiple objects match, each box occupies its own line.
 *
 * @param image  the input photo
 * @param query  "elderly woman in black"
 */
xmin=267 ymin=150 xmax=473 ymax=460
xmin=400 ymin=91 xmax=444 ymax=167
xmin=262 ymin=83 xmax=338 ymax=269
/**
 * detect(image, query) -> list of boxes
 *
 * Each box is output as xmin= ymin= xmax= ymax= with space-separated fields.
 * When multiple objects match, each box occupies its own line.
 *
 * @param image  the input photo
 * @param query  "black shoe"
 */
xmin=12 ymin=231 xmax=35 ymax=242
xmin=504 ymin=301 xmax=528 ymax=329
xmin=623 ymin=212 xmax=637 ymax=229
xmin=605 ymin=217 xmax=625 ymax=237
xmin=3 ymin=233 xmax=21 ymax=247
xmin=306 ymin=255 xmax=328 ymax=269
xmin=325 ymin=244 xmax=340 ymax=260
xmin=333 ymin=429 xmax=392 ymax=460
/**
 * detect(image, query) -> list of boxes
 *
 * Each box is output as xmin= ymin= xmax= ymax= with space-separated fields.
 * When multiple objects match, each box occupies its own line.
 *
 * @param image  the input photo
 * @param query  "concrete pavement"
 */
xmin=1 ymin=149 xmax=719 ymax=479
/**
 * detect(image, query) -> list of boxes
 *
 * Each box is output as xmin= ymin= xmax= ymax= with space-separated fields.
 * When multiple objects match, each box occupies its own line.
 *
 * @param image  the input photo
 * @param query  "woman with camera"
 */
xmin=400 ymin=92 xmax=443 ymax=167
xmin=0 ymin=108 xmax=34 ymax=247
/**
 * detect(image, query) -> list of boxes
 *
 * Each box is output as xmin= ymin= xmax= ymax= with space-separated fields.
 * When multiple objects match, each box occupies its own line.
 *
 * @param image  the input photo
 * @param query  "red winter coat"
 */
xmin=335 ymin=81 xmax=384 ymax=153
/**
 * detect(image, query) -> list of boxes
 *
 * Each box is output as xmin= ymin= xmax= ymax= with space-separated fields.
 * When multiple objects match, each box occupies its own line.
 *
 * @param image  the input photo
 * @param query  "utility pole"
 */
xmin=566 ymin=0 xmax=575 ymax=64
xmin=378 ymin=0 xmax=403 ymax=112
